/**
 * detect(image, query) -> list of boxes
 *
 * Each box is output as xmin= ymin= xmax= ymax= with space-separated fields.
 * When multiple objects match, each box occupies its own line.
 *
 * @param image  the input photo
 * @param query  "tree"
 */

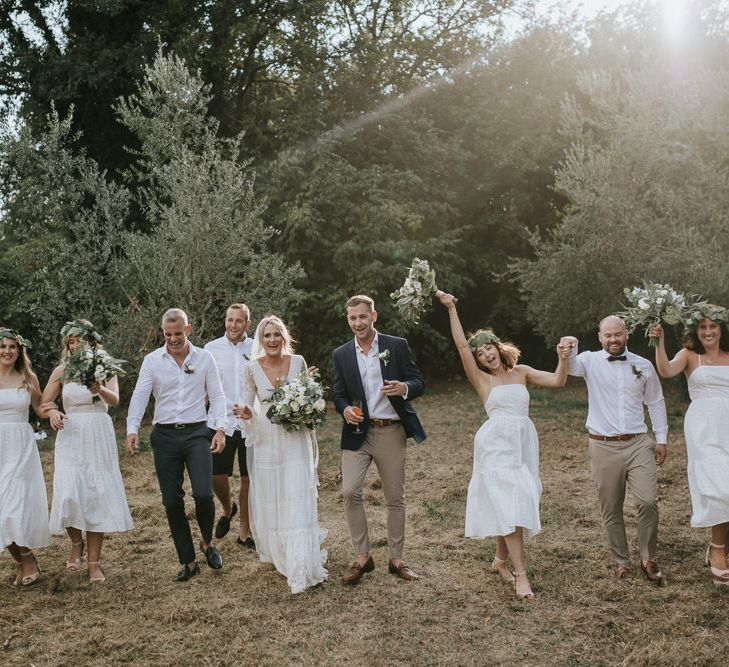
xmin=511 ymin=11 xmax=729 ymax=343
xmin=0 ymin=106 xmax=129 ymax=374
xmin=112 ymin=50 xmax=303 ymax=358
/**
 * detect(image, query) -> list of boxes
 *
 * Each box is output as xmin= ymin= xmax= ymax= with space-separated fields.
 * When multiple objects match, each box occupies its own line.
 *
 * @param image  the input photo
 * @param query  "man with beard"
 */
xmin=560 ymin=316 xmax=668 ymax=584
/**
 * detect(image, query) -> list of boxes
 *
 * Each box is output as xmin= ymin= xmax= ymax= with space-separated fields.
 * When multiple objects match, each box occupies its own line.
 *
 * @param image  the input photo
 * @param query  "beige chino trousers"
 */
xmin=588 ymin=433 xmax=659 ymax=566
xmin=341 ymin=423 xmax=407 ymax=560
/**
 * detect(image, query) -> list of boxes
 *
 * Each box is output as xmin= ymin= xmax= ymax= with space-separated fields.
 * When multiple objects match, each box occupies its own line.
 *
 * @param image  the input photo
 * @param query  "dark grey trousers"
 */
xmin=151 ymin=423 xmax=215 ymax=564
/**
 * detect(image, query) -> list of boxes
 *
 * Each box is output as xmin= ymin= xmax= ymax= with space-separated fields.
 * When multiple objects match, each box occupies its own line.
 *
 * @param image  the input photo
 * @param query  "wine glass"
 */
xmin=351 ymin=399 xmax=364 ymax=434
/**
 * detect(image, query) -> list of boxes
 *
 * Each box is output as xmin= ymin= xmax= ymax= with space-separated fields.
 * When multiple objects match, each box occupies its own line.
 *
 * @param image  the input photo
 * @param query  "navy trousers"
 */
xmin=151 ymin=423 xmax=215 ymax=564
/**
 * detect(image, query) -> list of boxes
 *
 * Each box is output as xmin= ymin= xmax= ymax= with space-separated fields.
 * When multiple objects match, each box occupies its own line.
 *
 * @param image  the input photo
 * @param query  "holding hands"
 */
xmin=233 ymin=403 xmax=253 ymax=421
xmin=558 ymin=336 xmax=578 ymax=357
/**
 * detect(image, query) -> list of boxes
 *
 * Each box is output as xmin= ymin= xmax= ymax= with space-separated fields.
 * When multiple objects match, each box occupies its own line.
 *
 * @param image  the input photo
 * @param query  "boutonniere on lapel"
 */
xmin=183 ymin=363 xmax=195 ymax=374
xmin=630 ymin=362 xmax=643 ymax=380
xmin=378 ymin=349 xmax=391 ymax=367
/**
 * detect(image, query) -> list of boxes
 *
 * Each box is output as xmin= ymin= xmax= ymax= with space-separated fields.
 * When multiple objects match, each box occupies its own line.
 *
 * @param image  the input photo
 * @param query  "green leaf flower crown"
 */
xmin=468 ymin=331 xmax=501 ymax=351
xmin=684 ymin=303 xmax=729 ymax=329
xmin=0 ymin=328 xmax=32 ymax=349
xmin=60 ymin=319 xmax=102 ymax=342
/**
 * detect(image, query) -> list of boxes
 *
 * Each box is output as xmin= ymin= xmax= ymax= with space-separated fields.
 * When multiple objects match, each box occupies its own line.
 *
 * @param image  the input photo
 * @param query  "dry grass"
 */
xmin=2 ymin=378 xmax=728 ymax=666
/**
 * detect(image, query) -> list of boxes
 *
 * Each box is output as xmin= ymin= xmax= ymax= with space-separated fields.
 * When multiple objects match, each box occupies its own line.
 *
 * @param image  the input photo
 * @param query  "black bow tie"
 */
xmin=607 ymin=355 xmax=627 ymax=362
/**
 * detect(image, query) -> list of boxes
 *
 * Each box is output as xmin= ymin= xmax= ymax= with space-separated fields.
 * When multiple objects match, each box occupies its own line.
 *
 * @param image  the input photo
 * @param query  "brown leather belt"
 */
xmin=588 ymin=433 xmax=641 ymax=442
xmin=369 ymin=418 xmax=400 ymax=428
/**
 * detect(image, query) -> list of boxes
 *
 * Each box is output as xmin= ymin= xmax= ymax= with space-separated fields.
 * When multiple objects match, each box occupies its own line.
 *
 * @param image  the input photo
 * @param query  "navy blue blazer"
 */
xmin=332 ymin=332 xmax=426 ymax=450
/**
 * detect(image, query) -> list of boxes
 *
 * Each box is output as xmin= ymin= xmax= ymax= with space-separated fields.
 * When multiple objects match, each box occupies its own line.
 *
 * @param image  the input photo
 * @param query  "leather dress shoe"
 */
xmin=174 ymin=563 xmax=200 ymax=582
xmin=641 ymin=560 xmax=664 ymax=586
xmin=200 ymin=542 xmax=224 ymax=569
xmin=388 ymin=559 xmax=418 ymax=581
xmin=236 ymin=535 xmax=256 ymax=550
xmin=341 ymin=556 xmax=375 ymax=585
xmin=214 ymin=502 xmax=238 ymax=539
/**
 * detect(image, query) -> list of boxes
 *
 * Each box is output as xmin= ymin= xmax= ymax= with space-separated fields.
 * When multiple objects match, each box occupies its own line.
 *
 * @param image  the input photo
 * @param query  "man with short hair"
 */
xmin=332 ymin=294 xmax=426 ymax=585
xmin=126 ymin=308 xmax=227 ymax=581
xmin=205 ymin=303 xmax=255 ymax=548
xmin=560 ymin=316 xmax=668 ymax=584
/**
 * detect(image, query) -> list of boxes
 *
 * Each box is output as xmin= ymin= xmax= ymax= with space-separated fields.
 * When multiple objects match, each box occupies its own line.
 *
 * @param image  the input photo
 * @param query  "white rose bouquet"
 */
xmin=390 ymin=258 xmax=439 ymax=323
xmin=264 ymin=370 xmax=327 ymax=432
xmin=618 ymin=281 xmax=695 ymax=347
xmin=61 ymin=345 xmax=127 ymax=402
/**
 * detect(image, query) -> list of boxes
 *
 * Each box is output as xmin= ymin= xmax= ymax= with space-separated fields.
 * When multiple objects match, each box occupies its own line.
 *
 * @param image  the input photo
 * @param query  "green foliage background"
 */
xmin=1 ymin=0 xmax=728 ymax=388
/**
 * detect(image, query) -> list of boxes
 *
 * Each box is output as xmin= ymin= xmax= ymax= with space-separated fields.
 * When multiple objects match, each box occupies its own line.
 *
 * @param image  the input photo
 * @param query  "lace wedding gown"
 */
xmin=49 ymin=383 xmax=133 ymax=533
xmin=0 ymin=387 xmax=51 ymax=549
xmin=243 ymin=355 xmax=328 ymax=593
xmin=684 ymin=361 xmax=729 ymax=527
xmin=465 ymin=384 xmax=542 ymax=539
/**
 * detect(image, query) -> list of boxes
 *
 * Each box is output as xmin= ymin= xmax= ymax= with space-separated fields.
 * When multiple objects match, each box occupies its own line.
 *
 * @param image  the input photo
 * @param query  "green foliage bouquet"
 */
xmin=264 ymin=370 xmax=327 ymax=432
xmin=61 ymin=345 xmax=127 ymax=402
xmin=618 ymin=282 xmax=695 ymax=347
xmin=390 ymin=258 xmax=438 ymax=324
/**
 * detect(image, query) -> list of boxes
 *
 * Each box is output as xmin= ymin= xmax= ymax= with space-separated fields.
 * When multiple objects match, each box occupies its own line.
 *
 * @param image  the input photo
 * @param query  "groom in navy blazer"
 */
xmin=332 ymin=294 xmax=426 ymax=585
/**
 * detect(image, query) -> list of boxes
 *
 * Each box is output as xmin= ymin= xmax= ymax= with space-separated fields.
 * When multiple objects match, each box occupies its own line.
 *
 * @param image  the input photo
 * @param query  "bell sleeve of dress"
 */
xmin=242 ymin=363 xmax=259 ymax=448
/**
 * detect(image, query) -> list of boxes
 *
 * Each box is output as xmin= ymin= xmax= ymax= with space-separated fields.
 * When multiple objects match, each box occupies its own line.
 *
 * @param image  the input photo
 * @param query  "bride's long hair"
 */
xmin=252 ymin=315 xmax=296 ymax=358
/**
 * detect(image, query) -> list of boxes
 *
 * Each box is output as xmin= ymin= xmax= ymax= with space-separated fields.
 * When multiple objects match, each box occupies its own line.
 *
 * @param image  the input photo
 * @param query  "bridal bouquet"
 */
xmin=618 ymin=281 xmax=694 ymax=347
xmin=61 ymin=345 xmax=127 ymax=402
xmin=264 ymin=370 xmax=327 ymax=432
xmin=390 ymin=258 xmax=438 ymax=323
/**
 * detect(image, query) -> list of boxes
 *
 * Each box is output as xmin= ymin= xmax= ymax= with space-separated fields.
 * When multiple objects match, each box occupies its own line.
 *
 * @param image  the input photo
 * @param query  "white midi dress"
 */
xmin=465 ymin=384 xmax=542 ymax=539
xmin=49 ymin=383 xmax=133 ymax=534
xmin=0 ymin=387 xmax=51 ymax=549
xmin=684 ymin=362 xmax=729 ymax=528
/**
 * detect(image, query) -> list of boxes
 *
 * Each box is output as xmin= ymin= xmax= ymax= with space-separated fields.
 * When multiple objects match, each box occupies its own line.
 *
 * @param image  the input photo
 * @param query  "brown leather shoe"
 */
xmin=615 ymin=564 xmax=632 ymax=579
xmin=341 ymin=556 xmax=374 ymax=585
xmin=641 ymin=560 xmax=664 ymax=586
xmin=388 ymin=559 xmax=418 ymax=581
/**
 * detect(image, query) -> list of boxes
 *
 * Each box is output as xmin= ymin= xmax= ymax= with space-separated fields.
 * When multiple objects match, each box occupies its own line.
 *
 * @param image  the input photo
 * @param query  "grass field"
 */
xmin=2 ymin=378 xmax=728 ymax=666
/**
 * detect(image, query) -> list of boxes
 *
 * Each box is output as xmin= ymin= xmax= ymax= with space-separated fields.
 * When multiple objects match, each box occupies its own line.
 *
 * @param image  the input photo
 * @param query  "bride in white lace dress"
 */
xmin=437 ymin=292 xmax=570 ymax=599
xmin=235 ymin=315 xmax=327 ymax=594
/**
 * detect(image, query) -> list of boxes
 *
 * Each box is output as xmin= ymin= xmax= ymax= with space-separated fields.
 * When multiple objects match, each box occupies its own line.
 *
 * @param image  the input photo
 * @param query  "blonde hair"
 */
xmin=61 ymin=334 xmax=99 ymax=361
xmin=346 ymin=294 xmax=375 ymax=312
xmin=0 ymin=335 xmax=35 ymax=392
xmin=227 ymin=303 xmax=251 ymax=321
xmin=252 ymin=315 xmax=296 ymax=358
xmin=468 ymin=329 xmax=521 ymax=374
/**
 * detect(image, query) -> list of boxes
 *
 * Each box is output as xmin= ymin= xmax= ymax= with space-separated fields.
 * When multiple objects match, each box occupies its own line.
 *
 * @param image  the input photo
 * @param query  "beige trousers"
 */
xmin=341 ymin=424 xmax=407 ymax=559
xmin=588 ymin=433 xmax=658 ymax=566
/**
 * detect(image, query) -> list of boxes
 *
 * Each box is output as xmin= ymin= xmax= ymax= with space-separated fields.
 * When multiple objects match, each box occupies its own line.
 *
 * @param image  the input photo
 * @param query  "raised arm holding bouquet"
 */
xmin=436 ymin=290 xmax=570 ymax=600
xmin=390 ymin=258 xmax=442 ymax=323
xmin=650 ymin=303 xmax=729 ymax=587
xmin=618 ymin=282 xmax=695 ymax=347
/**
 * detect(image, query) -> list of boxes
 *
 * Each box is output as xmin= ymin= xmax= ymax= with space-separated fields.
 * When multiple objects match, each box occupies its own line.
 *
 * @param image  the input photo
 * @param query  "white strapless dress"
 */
xmin=49 ymin=383 xmax=133 ymax=533
xmin=685 ymin=364 xmax=729 ymax=527
xmin=0 ymin=387 xmax=51 ymax=549
xmin=465 ymin=384 xmax=542 ymax=539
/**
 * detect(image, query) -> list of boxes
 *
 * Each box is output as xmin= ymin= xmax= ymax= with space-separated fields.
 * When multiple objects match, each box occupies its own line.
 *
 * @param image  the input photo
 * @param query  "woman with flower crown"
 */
xmin=39 ymin=319 xmax=133 ymax=583
xmin=233 ymin=315 xmax=327 ymax=594
xmin=436 ymin=292 xmax=571 ymax=600
xmin=0 ymin=328 xmax=50 ymax=586
xmin=651 ymin=304 xmax=729 ymax=588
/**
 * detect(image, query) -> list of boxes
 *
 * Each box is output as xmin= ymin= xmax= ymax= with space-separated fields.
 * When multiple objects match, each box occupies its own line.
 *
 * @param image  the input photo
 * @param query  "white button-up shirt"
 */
xmin=355 ymin=332 xmax=401 ymax=420
xmin=204 ymin=334 xmax=254 ymax=436
xmin=567 ymin=347 xmax=668 ymax=443
xmin=126 ymin=343 xmax=227 ymax=435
